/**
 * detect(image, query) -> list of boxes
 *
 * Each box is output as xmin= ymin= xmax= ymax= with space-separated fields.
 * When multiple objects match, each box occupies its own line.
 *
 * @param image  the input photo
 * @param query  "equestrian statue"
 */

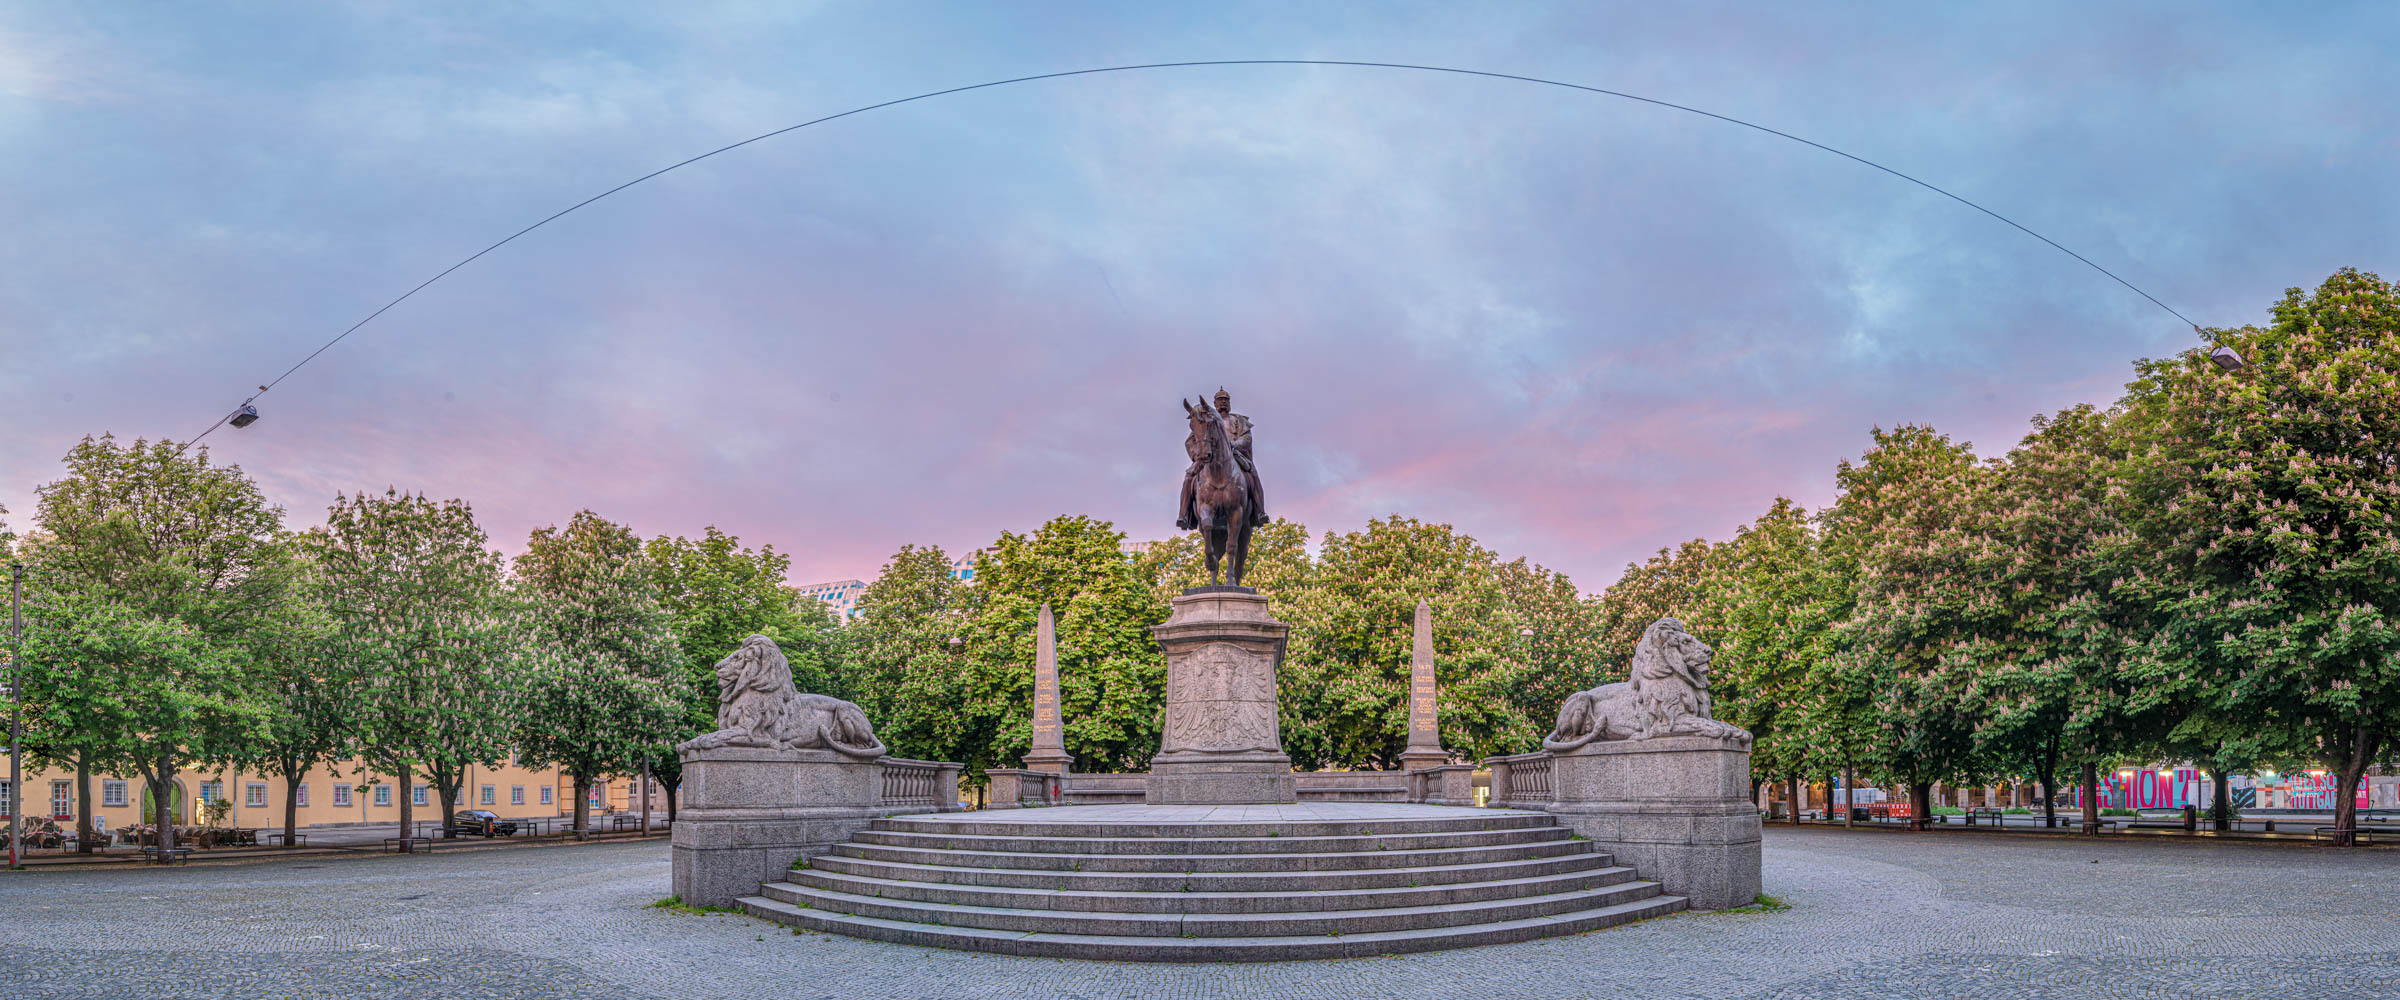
xmin=1177 ymin=387 xmax=1269 ymax=587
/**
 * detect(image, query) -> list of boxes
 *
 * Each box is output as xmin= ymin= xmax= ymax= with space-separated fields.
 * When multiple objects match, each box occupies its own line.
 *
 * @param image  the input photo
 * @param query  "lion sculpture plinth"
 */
xmin=1543 ymin=618 xmax=1750 ymax=751
xmin=677 ymin=634 xmax=887 ymax=758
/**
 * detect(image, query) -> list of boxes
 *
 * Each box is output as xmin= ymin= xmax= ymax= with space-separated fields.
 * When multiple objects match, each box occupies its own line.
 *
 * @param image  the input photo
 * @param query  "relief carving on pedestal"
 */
xmin=1161 ymin=641 xmax=1279 ymax=753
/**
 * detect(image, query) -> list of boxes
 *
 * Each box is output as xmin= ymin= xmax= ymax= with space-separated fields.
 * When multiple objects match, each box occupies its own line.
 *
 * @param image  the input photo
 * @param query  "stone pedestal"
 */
xmin=1546 ymin=736 xmax=1762 ymax=911
xmin=670 ymin=747 xmax=882 ymax=908
xmin=1146 ymin=587 xmax=1297 ymax=805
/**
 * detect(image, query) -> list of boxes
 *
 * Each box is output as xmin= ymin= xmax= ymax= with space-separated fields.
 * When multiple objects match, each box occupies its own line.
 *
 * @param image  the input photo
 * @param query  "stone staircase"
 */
xmin=735 ymin=806 xmax=1685 ymax=961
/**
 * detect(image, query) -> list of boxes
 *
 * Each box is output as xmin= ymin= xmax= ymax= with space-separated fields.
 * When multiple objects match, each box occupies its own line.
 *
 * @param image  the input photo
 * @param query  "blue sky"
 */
xmin=4 ymin=2 xmax=2396 ymax=588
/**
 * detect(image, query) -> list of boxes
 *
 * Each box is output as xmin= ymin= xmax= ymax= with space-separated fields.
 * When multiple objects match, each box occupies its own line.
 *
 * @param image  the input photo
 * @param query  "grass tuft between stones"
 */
xmin=1720 ymin=894 xmax=1792 ymax=914
xmin=651 ymin=896 xmax=740 ymax=915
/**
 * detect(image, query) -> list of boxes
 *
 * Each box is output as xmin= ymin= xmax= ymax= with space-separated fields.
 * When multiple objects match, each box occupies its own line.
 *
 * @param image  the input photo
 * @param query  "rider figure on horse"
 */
xmin=1178 ymin=387 xmax=1267 ymax=531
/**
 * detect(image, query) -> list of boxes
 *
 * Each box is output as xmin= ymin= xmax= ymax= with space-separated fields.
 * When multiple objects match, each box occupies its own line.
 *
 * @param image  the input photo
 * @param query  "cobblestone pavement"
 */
xmin=3 ymin=826 xmax=2395 ymax=999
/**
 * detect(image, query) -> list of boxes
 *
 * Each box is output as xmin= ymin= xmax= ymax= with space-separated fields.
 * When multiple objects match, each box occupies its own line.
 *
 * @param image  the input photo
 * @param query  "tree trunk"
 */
xmin=147 ymin=759 xmax=178 ymax=860
xmin=572 ymin=773 xmax=590 ymax=836
xmin=663 ymin=778 xmax=679 ymax=822
xmin=75 ymin=757 xmax=95 ymax=855
xmin=396 ymin=770 xmax=414 ymax=851
xmin=1909 ymin=781 xmax=1932 ymax=831
xmin=282 ymin=771 xmax=302 ymax=846
xmin=437 ymin=781 xmax=460 ymax=839
xmin=2080 ymin=760 xmax=2100 ymax=835
xmin=1786 ymin=775 xmax=1802 ymax=826
xmin=2037 ymin=742 xmax=2059 ymax=830
xmin=2333 ymin=724 xmax=2382 ymax=848
xmin=2210 ymin=767 xmax=2231 ymax=832
xmin=1842 ymin=765 xmax=1856 ymax=828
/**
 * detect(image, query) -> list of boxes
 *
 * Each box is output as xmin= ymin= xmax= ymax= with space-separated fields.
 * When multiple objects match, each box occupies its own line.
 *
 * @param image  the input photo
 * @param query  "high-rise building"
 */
xmin=797 ymin=578 xmax=867 ymax=619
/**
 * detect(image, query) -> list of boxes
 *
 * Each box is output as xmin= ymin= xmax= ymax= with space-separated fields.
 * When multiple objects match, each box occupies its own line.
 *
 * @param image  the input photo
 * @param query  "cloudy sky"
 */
xmin=4 ymin=2 xmax=2395 ymax=589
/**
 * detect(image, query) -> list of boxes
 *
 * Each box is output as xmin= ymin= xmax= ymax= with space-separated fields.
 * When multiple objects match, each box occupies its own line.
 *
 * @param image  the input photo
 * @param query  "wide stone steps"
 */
xmin=739 ymin=891 xmax=1687 ymax=962
xmin=871 ymin=813 xmax=1559 ymax=839
xmin=761 ymin=878 xmax=1666 ymax=937
xmin=736 ymin=806 xmax=1688 ymax=960
xmin=808 ymin=850 xmax=1617 ymax=893
xmin=848 ymin=825 xmax=1560 ymax=855
xmin=832 ymin=838 xmax=1595 ymax=873
xmin=784 ymin=862 xmax=1641 ymax=913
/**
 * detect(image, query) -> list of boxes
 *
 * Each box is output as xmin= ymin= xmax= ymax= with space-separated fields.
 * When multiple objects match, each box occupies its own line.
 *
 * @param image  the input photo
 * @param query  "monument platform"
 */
xmin=734 ymin=802 xmax=1686 ymax=961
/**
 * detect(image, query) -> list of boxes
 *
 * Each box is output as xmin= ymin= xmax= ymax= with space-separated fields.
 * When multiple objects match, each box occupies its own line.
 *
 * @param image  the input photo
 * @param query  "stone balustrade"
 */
xmin=879 ymin=757 xmax=963 ymax=812
xmin=1485 ymin=751 xmax=1554 ymax=810
xmin=1405 ymin=763 xmax=1478 ymax=806
xmin=983 ymin=768 xmax=1063 ymax=809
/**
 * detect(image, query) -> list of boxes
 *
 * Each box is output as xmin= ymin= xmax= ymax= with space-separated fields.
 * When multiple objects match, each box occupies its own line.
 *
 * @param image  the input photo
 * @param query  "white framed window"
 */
xmin=412 ymin=786 xmax=428 ymax=807
xmin=0 ymin=780 xmax=12 ymax=817
xmin=51 ymin=780 xmax=71 ymax=820
xmin=480 ymin=785 xmax=496 ymax=806
xmin=510 ymin=785 xmax=524 ymax=805
xmin=332 ymin=784 xmax=353 ymax=807
xmin=200 ymin=781 xmax=223 ymax=804
xmin=295 ymin=783 xmax=309 ymax=807
xmin=244 ymin=782 xmax=267 ymax=808
xmin=373 ymin=785 xmax=392 ymax=807
xmin=539 ymin=785 xmax=553 ymax=805
xmin=102 ymin=780 xmax=128 ymax=807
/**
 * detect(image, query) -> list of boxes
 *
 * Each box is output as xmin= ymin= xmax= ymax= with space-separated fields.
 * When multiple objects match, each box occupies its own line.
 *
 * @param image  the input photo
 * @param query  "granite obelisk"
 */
xmin=1022 ymin=603 xmax=1073 ymax=774
xmin=1398 ymin=599 xmax=1449 ymax=771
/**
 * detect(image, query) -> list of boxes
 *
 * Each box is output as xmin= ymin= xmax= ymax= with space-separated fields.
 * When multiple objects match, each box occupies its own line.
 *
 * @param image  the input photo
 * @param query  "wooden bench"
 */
xmin=381 ymin=837 xmax=433 ymax=853
xmin=264 ymin=831 xmax=309 ymax=847
xmin=137 ymin=846 xmax=193 ymax=865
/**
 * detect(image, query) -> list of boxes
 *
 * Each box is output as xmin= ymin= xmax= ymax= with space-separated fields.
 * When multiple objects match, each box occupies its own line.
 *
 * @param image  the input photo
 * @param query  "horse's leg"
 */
xmin=1212 ymin=523 xmax=1230 ymax=586
xmin=1199 ymin=508 xmax=1221 ymax=585
xmin=1228 ymin=511 xmax=1251 ymax=587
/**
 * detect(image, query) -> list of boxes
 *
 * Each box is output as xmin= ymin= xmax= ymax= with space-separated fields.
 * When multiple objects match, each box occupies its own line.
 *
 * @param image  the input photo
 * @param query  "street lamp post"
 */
xmin=9 ymin=562 xmax=21 ymax=870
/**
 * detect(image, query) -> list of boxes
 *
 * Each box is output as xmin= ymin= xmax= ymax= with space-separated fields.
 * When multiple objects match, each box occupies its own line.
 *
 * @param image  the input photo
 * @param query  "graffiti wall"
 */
xmin=2257 ymin=773 xmax=2368 ymax=810
xmin=2071 ymin=768 xmax=2365 ymax=810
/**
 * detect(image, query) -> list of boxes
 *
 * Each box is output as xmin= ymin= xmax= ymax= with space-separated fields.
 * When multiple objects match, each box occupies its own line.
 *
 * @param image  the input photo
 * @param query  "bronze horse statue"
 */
xmin=1182 ymin=395 xmax=1258 ymax=586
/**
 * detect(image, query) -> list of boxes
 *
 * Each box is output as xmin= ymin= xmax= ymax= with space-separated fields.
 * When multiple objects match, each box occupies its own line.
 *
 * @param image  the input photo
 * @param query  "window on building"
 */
xmin=332 ymin=784 xmax=353 ymax=807
xmin=540 ymin=785 xmax=553 ymax=805
xmin=102 ymin=780 xmax=128 ymax=808
xmin=413 ymin=786 xmax=429 ymax=807
xmin=295 ymin=783 xmax=309 ymax=807
xmin=511 ymin=786 xmax=525 ymax=805
xmin=245 ymin=782 xmax=267 ymax=808
xmin=51 ymin=780 xmax=71 ymax=820
xmin=373 ymin=785 xmax=392 ymax=807
xmin=480 ymin=785 xmax=496 ymax=806
xmin=200 ymin=781 xmax=223 ymax=804
xmin=0 ymin=780 xmax=12 ymax=817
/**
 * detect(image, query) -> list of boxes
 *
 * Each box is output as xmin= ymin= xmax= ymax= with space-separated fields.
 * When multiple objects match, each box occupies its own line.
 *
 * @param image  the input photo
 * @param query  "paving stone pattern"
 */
xmin=3 ymin=827 xmax=2396 ymax=999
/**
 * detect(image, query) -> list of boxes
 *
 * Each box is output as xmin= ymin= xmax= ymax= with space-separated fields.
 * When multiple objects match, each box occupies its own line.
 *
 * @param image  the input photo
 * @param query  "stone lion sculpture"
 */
xmin=1542 ymin=618 xmax=1750 ymax=751
xmin=676 ymin=634 xmax=887 ymax=758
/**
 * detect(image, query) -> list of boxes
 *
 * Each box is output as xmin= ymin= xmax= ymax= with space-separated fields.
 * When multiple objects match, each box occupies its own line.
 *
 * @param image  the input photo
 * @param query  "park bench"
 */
xmin=137 ymin=846 xmax=192 ymax=865
xmin=1966 ymin=808 xmax=2006 ymax=827
xmin=381 ymin=837 xmax=432 ymax=853
xmin=2311 ymin=825 xmax=2399 ymax=845
xmin=264 ymin=831 xmax=309 ymax=847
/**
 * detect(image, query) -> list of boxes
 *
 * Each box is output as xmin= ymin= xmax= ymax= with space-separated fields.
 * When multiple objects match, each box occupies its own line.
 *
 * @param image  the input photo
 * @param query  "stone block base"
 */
xmin=1146 ymin=760 xmax=1298 ymax=804
xmin=1546 ymin=736 xmax=1762 ymax=911
xmin=671 ymin=747 xmax=885 ymax=908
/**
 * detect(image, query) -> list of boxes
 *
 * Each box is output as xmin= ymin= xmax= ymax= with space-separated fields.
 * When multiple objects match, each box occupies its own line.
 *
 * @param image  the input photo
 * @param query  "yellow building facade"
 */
xmin=4 ymin=757 xmax=668 ymax=834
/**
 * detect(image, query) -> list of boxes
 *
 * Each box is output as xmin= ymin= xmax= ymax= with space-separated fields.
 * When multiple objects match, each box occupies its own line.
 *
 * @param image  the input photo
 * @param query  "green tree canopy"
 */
xmin=512 ymin=510 xmax=682 ymax=833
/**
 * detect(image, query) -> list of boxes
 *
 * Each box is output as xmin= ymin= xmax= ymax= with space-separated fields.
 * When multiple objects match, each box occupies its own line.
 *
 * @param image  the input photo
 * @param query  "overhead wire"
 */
xmin=185 ymin=59 xmax=2208 ymax=445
